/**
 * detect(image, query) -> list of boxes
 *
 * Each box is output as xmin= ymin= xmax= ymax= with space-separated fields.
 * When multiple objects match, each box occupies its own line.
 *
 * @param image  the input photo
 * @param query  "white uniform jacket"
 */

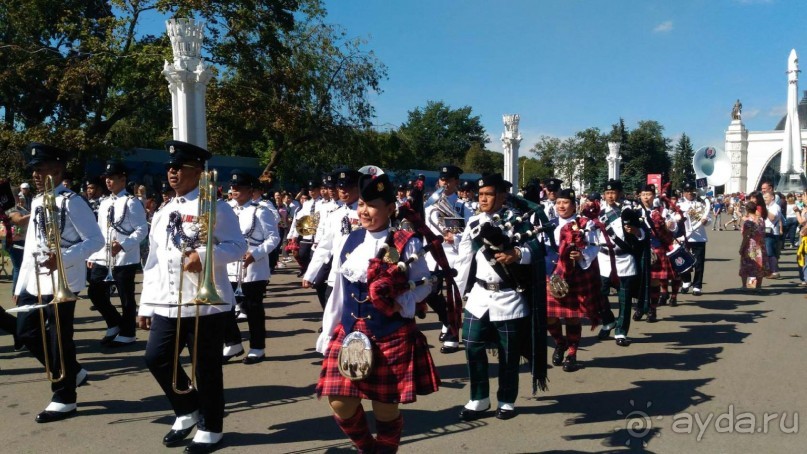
xmin=226 ymin=201 xmax=280 ymax=283
xmin=303 ymin=201 xmax=360 ymax=286
xmin=678 ymin=198 xmax=711 ymax=243
xmin=316 ymin=228 xmax=432 ymax=354
xmin=596 ymin=204 xmax=643 ymax=278
xmin=453 ymin=211 xmax=533 ymax=322
xmin=88 ymin=190 xmax=149 ymax=267
xmin=15 ymin=184 xmax=104 ymax=296
xmin=138 ymin=188 xmax=247 ymax=318
xmin=424 ymin=191 xmax=473 ymax=268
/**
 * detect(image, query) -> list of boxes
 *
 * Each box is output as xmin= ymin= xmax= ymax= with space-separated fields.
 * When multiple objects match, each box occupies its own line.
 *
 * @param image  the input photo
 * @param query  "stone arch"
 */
xmin=754 ymin=149 xmax=782 ymax=191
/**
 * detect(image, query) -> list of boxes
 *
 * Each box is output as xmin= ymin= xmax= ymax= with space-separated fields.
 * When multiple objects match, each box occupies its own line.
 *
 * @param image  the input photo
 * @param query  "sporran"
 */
xmin=337 ymin=331 xmax=375 ymax=381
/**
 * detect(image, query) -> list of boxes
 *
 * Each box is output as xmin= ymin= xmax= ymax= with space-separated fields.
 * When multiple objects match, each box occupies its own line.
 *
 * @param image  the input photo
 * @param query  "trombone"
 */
xmin=8 ymin=175 xmax=76 ymax=383
xmin=171 ymin=168 xmax=225 ymax=395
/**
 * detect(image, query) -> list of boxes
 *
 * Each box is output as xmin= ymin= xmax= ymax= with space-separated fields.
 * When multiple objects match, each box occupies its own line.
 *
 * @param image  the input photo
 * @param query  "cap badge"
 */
xmin=31 ymin=148 xmax=37 ymax=156
xmin=478 ymin=179 xmax=484 ymax=186
xmin=232 ymin=175 xmax=237 ymax=181
xmin=340 ymin=172 xmax=346 ymax=178
xmin=377 ymin=182 xmax=384 ymax=191
xmin=169 ymin=145 xmax=175 ymax=154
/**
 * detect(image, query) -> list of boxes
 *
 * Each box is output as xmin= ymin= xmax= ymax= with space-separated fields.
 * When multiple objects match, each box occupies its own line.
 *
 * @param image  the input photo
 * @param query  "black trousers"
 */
xmin=87 ymin=263 xmax=139 ymax=337
xmin=682 ymin=242 xmax=706 ymax=288
xmin=223 ymin=281 xmax=267 ymax=349
xmin=297 ymin=240 xmax=314 ymax=273
xmin=144 ymin=312 xmax=226 ymax=433
xmin=600 ymin=275 xmax=634 ymax=336
xmin=16 ymin=291 xmax=80 ymax=404
xmin=0 ymin=305 xmax=16 ymax=336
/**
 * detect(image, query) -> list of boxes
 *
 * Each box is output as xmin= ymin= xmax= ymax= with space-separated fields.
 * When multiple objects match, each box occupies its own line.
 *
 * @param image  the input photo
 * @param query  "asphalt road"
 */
xmin=0 ymin=229 xmax=804 ymax=453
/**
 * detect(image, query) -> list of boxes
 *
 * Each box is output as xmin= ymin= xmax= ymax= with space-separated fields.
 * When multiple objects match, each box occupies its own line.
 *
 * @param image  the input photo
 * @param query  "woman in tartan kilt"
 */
xmin=544 ymin=189 xmax=602 ymax=372
xmin=315 ymin=172 xmax=439 ymax=453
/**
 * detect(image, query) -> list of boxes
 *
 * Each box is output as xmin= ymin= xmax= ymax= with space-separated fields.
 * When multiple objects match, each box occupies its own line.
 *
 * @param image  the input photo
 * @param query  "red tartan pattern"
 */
xmin=316 ymin=320 xmax=440 ymax=403
xmin=547 ymin=260 xmax=602 ymax=323
xmin=650 ymin=246 xmax=676 ymax=280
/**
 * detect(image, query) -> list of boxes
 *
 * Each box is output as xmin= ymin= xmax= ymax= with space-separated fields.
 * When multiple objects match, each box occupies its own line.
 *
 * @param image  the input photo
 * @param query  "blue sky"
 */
xmin=320 ymin=0 xmax=807 ymax=155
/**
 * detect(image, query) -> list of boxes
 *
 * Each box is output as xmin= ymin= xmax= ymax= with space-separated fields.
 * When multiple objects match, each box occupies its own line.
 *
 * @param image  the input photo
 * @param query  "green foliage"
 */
xmin=398 ymin=100 xmax=486 ymax=169
xmin=669 ymin=133 xmax=696 ymax=191
xmin=463 ymin=142 xmax=502 ymax=175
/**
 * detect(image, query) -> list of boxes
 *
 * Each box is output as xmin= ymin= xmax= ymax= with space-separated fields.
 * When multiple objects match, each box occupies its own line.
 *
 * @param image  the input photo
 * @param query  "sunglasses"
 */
xmin=165 ymin=163 xmax=200 ymax=172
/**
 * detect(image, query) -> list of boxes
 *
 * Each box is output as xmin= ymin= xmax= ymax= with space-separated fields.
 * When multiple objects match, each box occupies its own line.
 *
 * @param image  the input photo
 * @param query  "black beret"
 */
xmin=604 ymin=179 xmax=623 ymax=192
xmin=229 ymin=170 xmax=256 ymax=188
xmin=397 ymin=184 xmax=407 ymax=192
xmin=307 ymin=179 xmax=321 ymax=189
xmin=165 ymin=140 xmax=212 ymax=168
xmin=358 ymin=173 xmax=395 ymax=204
xmin=459 ymin=180 xmax=477 ymax=191
xmin=477 ymin=173 xmax=513 ymax=191
xmin=439 ymin=164 xmax=463 ymax=179
xmin=333 ymin=168 xmax=361 ymax=188
xmin=26 ymin=142 xmax=69 ymax=167
xmin=84 ymin=176 xmax=103 ymax=187
xmin=543 ymin=178 xmax=563 ymax=192
xmin=640 ymin=183 xmax=656 ymax=193
xmin=556 ymin=188 xmax=576 ymax=201
xmin=621 ymin=208 xmax=642 ymax=228
xmin=102 ymin=160 xmax=127 ymax=177
xmin=587 ymin=192 xmax=602 ymax=201
xmin=682 ymin=181 xmax=697 ymax=192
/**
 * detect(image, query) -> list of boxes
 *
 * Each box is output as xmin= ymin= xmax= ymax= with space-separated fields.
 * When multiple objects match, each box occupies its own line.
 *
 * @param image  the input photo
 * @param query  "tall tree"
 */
xmin=669 ymin=133 xmax=696 ymax=191
xmin=620 ymin=120 xmax=672 ymax=193
xmin=463 ymin=142 xmax=503 ymax=175
xmin=398 ymin=100 xmax=487 ymax=169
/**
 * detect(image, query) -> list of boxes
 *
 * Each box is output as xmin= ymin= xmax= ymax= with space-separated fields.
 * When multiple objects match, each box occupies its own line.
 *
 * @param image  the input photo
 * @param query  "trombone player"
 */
xmin=87 ymin=160 xmax=148 ymax=347
xmin=13 ymin=143 xmax=103 ymax=423
xmin=137 ymin=141 xmax=246 ymax=452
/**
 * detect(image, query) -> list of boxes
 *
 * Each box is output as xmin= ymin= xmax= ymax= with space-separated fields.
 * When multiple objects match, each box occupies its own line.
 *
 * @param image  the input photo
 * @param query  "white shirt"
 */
xmin=15 ymin=184 xmax=104 ymax=296
xmin=453 ymin=211 xmax=533 ymax=322
xmin=138 ymin=188 xmax=247 ymax=318
xmin=678 ymin=197 xmax=711 ymax=242
xmin=765 ymin=202 xmax=782 ymax=235
xmin=316 ymin=229 xmax=432 ymax=353
xmin=226 ymin=201 xmax=280 ymax=283
xmin=88 ymin=190 xmax=149 ymax=266
xmin=596 ymin=204 xmax=641 ymax=277
xmin=304 ymin=200 xmax=360 ymax=286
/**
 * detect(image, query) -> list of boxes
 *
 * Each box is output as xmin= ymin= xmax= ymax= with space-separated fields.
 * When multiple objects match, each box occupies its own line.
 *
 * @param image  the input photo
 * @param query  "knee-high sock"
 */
xmin=376 ymin=415 xmax=403 ymax=454
xmin=547 ymin=319 xmax=565 ymax=347
xmin=659 ymin=279 xmax=669 ymax=297
xmin=566 ymin=323 xmax=582 ymax=356
xmin=650 ymin=286 xmax=660 ymax=308
xmin=333 ymin=405 xmax=376 ymax=453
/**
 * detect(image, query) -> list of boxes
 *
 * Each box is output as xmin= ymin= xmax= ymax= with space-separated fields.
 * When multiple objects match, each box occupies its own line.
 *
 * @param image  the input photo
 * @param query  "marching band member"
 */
xmin=595 ymin=180 xmax=643 ymax=345
xmin=316 ymin=172 xmax=438 ymax=453
xmin=87 ymin=161 xmax=149 ymax=347
xmin=14 ymin=143 xmax=104 ymax=422
xmin=84 ymin=176 xmax=104 ymax=219
xmin=222 ymin=171 xmax=280 ymax=364
xmin=287 ymin=179 xmax=322 ymax=276
xmin=542 ymin=178 xmax=563 ymax=221
xmin=303 ymin=169 xmax=361 ymax=308
xmin=678 ymin=182 xmax=711 ymax=296
xmin=424 ymin=164 xmax=472 ymax=354
xmin=452 ymin=173 xmax=542 ymax=421
xmin=395 ymin=183 xmax=408 ymax=208
xmin=541 ymin=188 xmax=601 ymax=372
xmin=137 ymin=141 xmax=246 ymax=452
xmin=458 ymin=180 xmax=478 ymax=213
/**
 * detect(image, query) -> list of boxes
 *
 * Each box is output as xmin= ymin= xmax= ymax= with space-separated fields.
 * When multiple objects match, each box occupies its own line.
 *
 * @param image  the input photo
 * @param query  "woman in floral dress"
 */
xmin=739 ymin=200 xmax=767 ymax=290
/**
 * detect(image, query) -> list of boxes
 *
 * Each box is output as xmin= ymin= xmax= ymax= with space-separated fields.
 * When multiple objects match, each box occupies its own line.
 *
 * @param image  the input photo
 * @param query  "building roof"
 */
xmin=774 ymin=91 xmax=807 ymax=130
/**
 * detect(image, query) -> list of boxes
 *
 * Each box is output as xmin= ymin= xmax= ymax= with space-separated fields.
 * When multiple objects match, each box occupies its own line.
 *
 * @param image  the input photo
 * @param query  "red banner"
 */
xmin=646 ymin=174 xmax=662 ymax=189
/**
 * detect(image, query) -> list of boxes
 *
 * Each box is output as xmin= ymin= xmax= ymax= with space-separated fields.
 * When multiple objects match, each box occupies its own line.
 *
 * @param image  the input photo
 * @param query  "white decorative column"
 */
xmin=725 ymin=119 xmax=748 ymax=194
xmin=501 ymin=114 xmax=522 ymax=195
xmin=163 ymin=18 xmax=213 ymax=149
xmin=606 ymin=141 xmax=622 ymax=180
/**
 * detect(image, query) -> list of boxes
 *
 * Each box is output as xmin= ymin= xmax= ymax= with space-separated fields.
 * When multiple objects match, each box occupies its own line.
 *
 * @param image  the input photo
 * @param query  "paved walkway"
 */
xmin=0 ymin=230 xmax=804 ymax=453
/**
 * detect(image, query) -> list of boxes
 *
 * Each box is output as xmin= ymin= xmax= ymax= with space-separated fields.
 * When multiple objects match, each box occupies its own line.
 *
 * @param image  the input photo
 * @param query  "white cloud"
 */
xmin=743 ymin=108 xmax=760 ymax=120
xmin=768 ymin=104 xmax=786 ymax=117
xmin=653 ymin=21 xmax=674 ymax=33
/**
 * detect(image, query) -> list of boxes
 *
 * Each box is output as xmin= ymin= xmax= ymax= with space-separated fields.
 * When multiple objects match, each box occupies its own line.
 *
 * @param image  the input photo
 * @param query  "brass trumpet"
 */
xmin=172 ymin=168 xmax=224 ymax=395
xmin=103 ymin=205 xmax=116 ymax=282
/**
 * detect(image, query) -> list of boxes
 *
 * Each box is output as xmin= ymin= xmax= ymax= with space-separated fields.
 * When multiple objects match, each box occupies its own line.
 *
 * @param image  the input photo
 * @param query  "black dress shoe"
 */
xmin=108 ymin=339 xmax=136 ymax=348
xmin=552 ymin=346 xmax=566 ymax=366
xmin=36 ymin=408 xmax=77 ymax=423
xmin=681 ymin=286 xmax=690 ymax=294
xmin=438 ymin=332 xmax=448 ymax=342
xmin=184 ymin=439 xmax=222 ymax=454
xmin=242 ymin=355 xmax=265 ymax=365
xmin=615 ymin=337 xmax=631 ymax=347
xmin=692 ymin=289 xmax=702 ymax=296
xmin=669 ymin=298 xmax=678 ymax=307
xmin=658 ymin=295 xmax=669 ymax=306
xmin=632 ymin=310 xmax=643 ymax=321
xmin=440 ymin=345 xmax=459 ymax=354
xmin=163 ymin=426 xmax=195 ymax=447
xmin=647 ymin=308 xmax=658 ymax=323
xmin=495 ymin=408 xmax=516 ymax=420
xmin=459 ymin=406 xmax=490 ymax=421
xmin=597 ymin=329 xmax=611 ymax=340
xmin=99 ymin=335 xmax=116 ymax=346
xmin=562 ymin=355 xmax=578 ymax=372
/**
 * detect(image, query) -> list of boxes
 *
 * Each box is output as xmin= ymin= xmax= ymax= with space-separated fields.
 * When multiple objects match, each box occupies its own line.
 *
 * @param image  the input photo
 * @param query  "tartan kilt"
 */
xmin=650 ymin=246 xmax=676 ymax=280
xmin=547 ymin=261 xmax=602 ymax=322
xmin=316 ymin=320 xmax=440 ymax=404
